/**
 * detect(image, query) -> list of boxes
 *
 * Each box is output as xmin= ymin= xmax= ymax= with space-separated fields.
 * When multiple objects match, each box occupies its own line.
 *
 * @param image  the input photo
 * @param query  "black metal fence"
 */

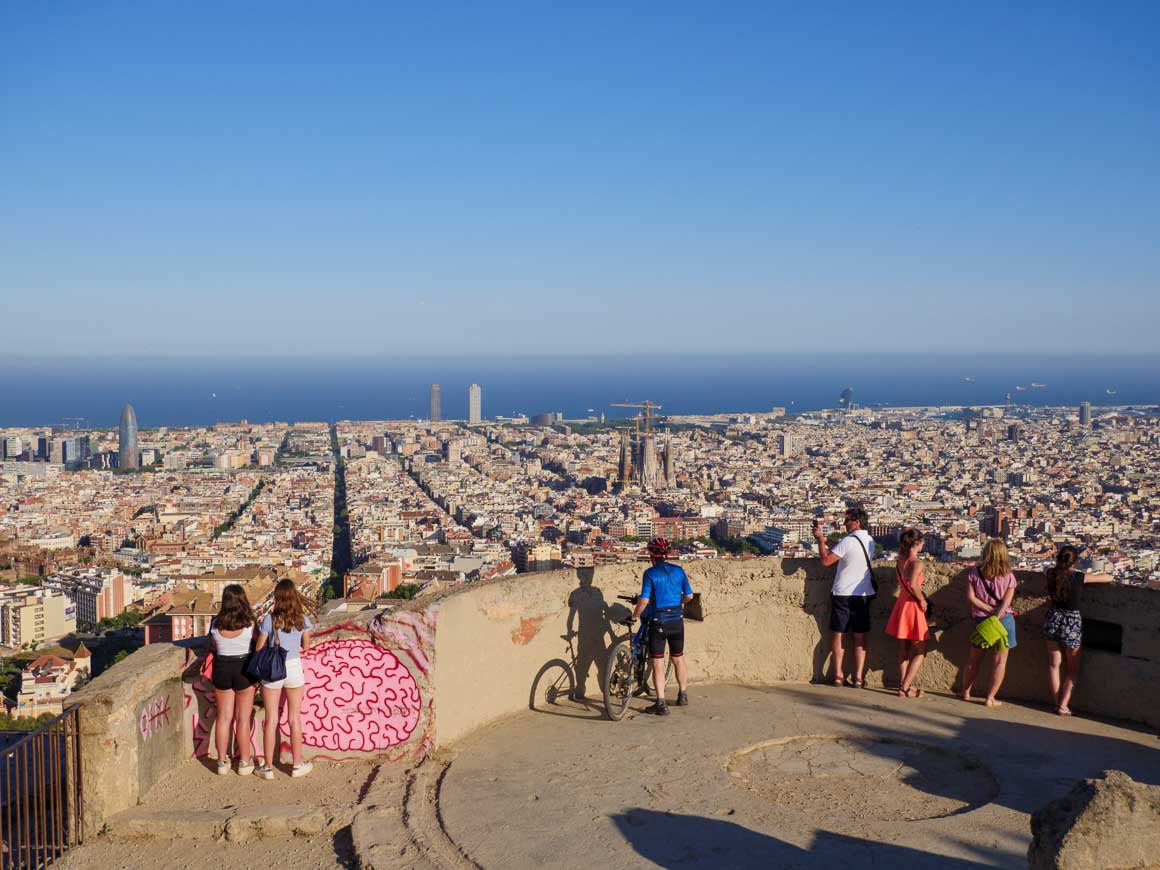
xmin=1 ymin=707 xmax=83 ymax=870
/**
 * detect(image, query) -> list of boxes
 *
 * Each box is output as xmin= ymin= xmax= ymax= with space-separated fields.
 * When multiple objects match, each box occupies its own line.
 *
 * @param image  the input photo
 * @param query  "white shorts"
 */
xmin=262 ymin=657 xmax=305 ymax=690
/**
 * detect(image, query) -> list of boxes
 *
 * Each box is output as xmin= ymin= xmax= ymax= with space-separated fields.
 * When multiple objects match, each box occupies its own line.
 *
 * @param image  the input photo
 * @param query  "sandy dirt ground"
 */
xmin=437 ymin=683 xmax=1160 ymax=869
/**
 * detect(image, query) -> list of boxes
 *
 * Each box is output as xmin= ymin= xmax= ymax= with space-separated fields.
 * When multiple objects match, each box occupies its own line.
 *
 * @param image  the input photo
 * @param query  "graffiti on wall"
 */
xmin=139 ymin=694 xmax=173 ymax=741
xmin=295 ymin=638 xmax=421 ymax=752
xmin=183 ymin=608 xmax=437 ymax=762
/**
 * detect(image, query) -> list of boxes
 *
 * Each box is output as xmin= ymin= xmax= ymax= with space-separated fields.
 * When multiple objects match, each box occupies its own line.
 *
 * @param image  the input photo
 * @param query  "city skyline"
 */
xmin=3 ymin=4 xmax=1158 ymax=356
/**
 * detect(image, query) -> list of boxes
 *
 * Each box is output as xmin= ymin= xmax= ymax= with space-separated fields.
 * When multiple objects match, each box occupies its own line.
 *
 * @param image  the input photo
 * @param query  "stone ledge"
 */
xmin=102 ymin=803 xmax=346 ymax=844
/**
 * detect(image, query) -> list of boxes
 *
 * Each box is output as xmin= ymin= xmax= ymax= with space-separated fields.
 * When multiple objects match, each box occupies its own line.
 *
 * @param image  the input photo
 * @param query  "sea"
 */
xmin=1 ymin=354 xmax=1157 ymax=429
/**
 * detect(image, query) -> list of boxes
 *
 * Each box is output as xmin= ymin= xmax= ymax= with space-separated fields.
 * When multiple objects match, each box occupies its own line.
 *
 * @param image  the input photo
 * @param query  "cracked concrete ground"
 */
xmin=436 ymin=684 xmax=1160 ymax=869
xmin=55 ymin=683 xmax=1160 ymax=869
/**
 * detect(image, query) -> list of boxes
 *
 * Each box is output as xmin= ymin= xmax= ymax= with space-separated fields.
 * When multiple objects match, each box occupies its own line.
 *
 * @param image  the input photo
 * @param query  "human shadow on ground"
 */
xmin=611 ymin=809 xmax=986 ymax=869
xmin=528 ymin=568 xmax=617 ymax=721
xmin=767 ymin=684 xmax=1160 ymax=815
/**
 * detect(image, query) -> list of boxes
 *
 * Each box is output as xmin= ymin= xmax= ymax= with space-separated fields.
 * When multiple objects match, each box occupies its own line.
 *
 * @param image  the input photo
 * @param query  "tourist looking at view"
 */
xmin=886 ymin=527 xmax=930 ymax=698
xmin=255 ymin=578 xmax=315 ymax=778
xmin=813 ymin=505 xmax=875 ymax=689
xmin=209 ymin=584 xmax=259 ymax=775
xmin=961 ymin=539 xmax=1017 ymax=708
xmin=1043 ymin=545 xmax=1112 ymax=717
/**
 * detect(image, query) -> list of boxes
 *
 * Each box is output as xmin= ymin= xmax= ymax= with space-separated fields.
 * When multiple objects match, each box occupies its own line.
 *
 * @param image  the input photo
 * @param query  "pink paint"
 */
xmin=371 ymin=610 xmax=436 ymax=677
xmin=139 ymin=695 xmax=172 ymax=740
xmin=294 ymin=639 xmax=422 ymax=752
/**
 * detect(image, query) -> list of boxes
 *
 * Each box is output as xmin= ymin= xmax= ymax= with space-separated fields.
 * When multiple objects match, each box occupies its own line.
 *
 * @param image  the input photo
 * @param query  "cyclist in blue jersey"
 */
xmin=629 ymin=537 xmax=694 ymax=716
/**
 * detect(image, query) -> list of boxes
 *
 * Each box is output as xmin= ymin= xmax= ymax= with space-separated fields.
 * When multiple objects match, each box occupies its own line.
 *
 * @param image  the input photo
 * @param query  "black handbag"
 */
xmin=246 ymin=619 xmax=287 ymax=683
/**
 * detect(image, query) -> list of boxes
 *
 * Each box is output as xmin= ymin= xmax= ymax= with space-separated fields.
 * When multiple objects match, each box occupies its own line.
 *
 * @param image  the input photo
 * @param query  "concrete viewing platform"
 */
xmin=60 ymin=683 xmax=1159 ymax=869
xmin=53 ymin=559 xmax=1160 ymax=868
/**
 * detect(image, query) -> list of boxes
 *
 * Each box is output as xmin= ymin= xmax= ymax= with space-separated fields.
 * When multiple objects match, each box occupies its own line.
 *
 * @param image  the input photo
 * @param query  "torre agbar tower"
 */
xmin=118 ymin=403 xmax=139 ymax=469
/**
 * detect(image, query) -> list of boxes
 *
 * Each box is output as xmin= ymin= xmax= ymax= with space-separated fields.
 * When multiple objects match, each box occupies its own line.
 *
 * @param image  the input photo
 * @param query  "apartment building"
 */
xmin=43 ymin=566 xmax=130 ymax=630
xmin=0 ymin=588 xmax=76 ymax=648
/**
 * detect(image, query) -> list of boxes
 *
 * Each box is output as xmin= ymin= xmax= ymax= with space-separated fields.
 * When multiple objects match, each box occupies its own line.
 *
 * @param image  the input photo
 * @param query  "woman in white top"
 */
xmin=209 ymin=584 xmax=258 ymax=776
xmin=254 ymin=579 xmax=315 ymax=779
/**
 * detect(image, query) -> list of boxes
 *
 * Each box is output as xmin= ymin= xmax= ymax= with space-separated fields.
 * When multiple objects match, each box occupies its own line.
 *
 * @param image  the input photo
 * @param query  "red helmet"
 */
xmin=647 ymin=537 xmax=672 ymax=559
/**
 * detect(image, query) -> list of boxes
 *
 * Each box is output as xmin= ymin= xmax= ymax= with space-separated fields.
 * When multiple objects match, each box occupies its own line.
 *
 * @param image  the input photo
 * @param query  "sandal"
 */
xmin=832 ymin=676 xmax=846 ymax=687
xmin=850 ymin=677 xmax=864 ymax=689
xmin=906 ymin=687 xmax=925 ymax=699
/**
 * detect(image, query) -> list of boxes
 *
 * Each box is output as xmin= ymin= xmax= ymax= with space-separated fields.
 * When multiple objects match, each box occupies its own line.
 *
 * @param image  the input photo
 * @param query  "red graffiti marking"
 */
xmin=139 ymin=694 xmax=173 ymax=741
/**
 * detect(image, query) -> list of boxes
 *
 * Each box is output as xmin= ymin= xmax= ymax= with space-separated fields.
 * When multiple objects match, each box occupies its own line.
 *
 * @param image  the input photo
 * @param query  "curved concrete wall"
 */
xmin=69 ymin=557 xmax=1160 ymax=829
xmin=433 ymin=559 xmax=1160 ymax=746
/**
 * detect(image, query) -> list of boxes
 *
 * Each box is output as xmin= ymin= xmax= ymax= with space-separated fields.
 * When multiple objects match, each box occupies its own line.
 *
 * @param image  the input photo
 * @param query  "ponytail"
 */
xmin=1046 ymin=545 xmax=1078 ymax=605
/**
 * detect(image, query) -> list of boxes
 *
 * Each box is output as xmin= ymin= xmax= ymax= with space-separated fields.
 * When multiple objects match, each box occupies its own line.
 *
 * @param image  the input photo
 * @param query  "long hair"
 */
xmin=1046 ymin=545 xmax=1079 ymax=605
xmin=897 ymin=527 xmax=923 ymax=565
xmin=216 ymin=583 xmax=255 ymax=631
xmin=269 ymin=577 xmax=314 ymax=633
xmin=978 ymin=538 xmax=1011 ymax=581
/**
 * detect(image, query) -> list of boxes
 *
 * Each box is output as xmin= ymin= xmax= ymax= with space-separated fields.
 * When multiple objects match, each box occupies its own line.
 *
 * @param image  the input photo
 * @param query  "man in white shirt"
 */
xmin=812 ymin=505 xmax=876 ymax=688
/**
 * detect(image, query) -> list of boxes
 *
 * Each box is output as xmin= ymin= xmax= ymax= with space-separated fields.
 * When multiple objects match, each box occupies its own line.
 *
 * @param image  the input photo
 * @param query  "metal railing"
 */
xmin=1 ymin=707 xmax=83 ymax=870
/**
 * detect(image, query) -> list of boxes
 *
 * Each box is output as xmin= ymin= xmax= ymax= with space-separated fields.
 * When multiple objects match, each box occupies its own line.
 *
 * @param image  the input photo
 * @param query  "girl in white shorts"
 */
xmin=255 ymin=578 xmax=314 ymax=778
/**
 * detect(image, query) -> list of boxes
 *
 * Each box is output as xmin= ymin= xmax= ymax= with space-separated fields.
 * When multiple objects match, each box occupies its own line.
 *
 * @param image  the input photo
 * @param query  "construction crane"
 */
xmin=610 ymin=401 xmax=664 ymax=434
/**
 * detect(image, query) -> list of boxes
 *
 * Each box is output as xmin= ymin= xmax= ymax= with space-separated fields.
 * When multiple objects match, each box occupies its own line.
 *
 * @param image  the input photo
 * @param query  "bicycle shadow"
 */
xmin=528 ymin=567 xmax=618 ymax=721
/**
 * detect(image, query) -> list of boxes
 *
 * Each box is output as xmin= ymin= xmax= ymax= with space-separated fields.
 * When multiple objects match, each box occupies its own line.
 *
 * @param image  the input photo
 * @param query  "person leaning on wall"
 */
xmin=813 ymin=504 xmax=876 ymax=689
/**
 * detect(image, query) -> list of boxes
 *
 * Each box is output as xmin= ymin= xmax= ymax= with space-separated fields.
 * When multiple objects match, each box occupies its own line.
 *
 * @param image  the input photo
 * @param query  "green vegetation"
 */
xmin=383 ymin=583 xmax=421 ymax=600
xmin=708 ymin=535 xmax=764 ymax=556
xmin=0 ymin=712 xmax=55 ymax=732
xmin=327 ymin=423 xmax=353 ymax=599
xmin=97 ymin=610 xmax=144 ymax=632
xmin=212 ymin=479 xmax=266 ymax=539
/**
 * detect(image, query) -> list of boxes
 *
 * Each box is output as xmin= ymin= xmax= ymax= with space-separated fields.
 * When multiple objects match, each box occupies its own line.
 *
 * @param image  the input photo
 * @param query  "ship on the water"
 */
xmin=960 ymin=376 xmax=976 ymax=383
xmin=1030 ymin=383 xmax=1047 ymax=389
xmin=1015 ymin=385 xmax=1028 ymax=392
xmin=1107 ymin=388 xmax=1118 ymax=397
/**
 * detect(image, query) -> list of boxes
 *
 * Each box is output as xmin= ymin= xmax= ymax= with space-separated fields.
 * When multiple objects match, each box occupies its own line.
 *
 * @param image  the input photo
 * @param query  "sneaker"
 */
xmin=290 ymin=762 xmax=313 ymax=778
xmin=215 ymin=759 xmax=231 ymax=776
xmin=677 ymin=691 xmax=689 ymax=707
xmin=644 ymin=701 xmax=670 ymax=716
xmin=236 ymin=760 xmax=254 ymax=776
xmin=256 ymin=765 xmax=275 ymax=780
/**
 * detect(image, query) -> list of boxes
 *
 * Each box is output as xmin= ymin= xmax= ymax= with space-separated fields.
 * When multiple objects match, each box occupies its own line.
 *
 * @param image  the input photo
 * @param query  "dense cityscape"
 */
xmin=2 ymin=386 xmax=1158 ymax=723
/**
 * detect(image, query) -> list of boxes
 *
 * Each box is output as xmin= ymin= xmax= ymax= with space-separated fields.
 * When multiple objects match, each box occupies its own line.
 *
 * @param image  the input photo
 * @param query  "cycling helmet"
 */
xmin=647 ymin=537 xmax=672 ymax=559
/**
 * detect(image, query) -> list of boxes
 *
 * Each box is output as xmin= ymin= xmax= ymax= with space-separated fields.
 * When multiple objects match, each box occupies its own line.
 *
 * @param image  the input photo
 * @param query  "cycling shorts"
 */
xmin=649 ymin=617 xmax=684 ymax=658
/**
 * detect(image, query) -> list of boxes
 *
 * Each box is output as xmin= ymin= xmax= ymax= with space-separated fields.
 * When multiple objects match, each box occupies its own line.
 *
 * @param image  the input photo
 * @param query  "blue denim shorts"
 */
xmin=972 ymin=613 xmax=1017 ymax=649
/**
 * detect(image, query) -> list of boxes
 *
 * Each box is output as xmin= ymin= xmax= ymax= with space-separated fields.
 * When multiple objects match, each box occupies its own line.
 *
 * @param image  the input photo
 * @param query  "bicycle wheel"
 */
xmin=602 ymin=640 xmax=635 ymax=721
xmin=529 ymin=659 xmax=575 ymax=711
xmin=636 ymin=656 xmax=676 ymax=698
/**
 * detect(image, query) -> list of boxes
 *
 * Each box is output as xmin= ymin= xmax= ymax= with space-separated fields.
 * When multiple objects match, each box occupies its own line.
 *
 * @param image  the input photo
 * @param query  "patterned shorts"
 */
xmin=1043 ymin=607 xmax=1083 ymax=650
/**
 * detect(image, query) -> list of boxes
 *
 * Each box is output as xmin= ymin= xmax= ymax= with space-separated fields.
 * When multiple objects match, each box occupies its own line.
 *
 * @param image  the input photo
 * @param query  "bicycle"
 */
xmin=602 ymin=595 xmax=674 ymax=721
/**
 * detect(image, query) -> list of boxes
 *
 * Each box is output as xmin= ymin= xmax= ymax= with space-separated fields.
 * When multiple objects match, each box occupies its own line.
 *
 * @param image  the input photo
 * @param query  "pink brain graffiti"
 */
xmin=293 ymin=639 xmax=422 ymax=752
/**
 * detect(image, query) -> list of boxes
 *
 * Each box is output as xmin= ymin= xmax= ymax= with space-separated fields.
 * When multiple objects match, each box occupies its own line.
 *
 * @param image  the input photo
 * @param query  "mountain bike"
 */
xmin=602 ymin=595 xmax=673 ymax=721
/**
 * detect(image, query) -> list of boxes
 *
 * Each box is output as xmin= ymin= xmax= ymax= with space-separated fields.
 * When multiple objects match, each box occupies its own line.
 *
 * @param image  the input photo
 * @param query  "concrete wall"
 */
xmin=68 ymin=557 xmax=1160 ymax=830
xmin=433 ymin=559 xmax=1160 ymax=746
xmin=70 ymin=642 xmax=188 ymax=828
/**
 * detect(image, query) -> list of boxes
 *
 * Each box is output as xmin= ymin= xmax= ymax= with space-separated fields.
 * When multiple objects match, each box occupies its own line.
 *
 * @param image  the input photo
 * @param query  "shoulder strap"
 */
xmin=849 ymin=532 xmax=877 ymax=591
xmin=850 ymin=532 xmax=872 ymax=573
xmin=896 ymin=562 xmax=918 ymax=600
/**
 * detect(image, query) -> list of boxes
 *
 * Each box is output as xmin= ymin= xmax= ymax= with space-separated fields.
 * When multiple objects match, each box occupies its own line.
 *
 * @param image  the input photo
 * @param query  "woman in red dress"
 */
xmin=886 ymin=527 xmax=931 ymax=698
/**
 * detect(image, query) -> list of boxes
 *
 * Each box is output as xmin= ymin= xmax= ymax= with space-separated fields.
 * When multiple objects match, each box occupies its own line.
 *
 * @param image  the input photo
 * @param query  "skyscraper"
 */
xmin=1079 ymin=401 xmax=1092 ymax=429
xmin=119 ymin=403 xmax=139 ymax=469
xmin=468 ymin=384 xmax=482 ymax=425
xmin=429 ymin=385 xmax=442 ymax=422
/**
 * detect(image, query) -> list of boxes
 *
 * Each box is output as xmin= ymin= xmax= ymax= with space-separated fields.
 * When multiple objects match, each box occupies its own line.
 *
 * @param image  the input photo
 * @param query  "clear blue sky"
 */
xmin=2 ymin=1 xmax=1158 ymax=356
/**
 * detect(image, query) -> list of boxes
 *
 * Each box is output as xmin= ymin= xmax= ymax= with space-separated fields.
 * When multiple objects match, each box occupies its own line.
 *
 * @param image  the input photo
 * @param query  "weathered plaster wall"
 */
xmin=433 ymin=559 xmax=1160 ymax=746
xmin=69 ymin=642 xmax=188 ymax=828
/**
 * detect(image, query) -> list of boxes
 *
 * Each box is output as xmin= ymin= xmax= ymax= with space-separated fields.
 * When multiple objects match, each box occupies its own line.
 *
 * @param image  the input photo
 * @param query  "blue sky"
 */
xmin=2 ymin=1 xmax=1158 ymax=356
